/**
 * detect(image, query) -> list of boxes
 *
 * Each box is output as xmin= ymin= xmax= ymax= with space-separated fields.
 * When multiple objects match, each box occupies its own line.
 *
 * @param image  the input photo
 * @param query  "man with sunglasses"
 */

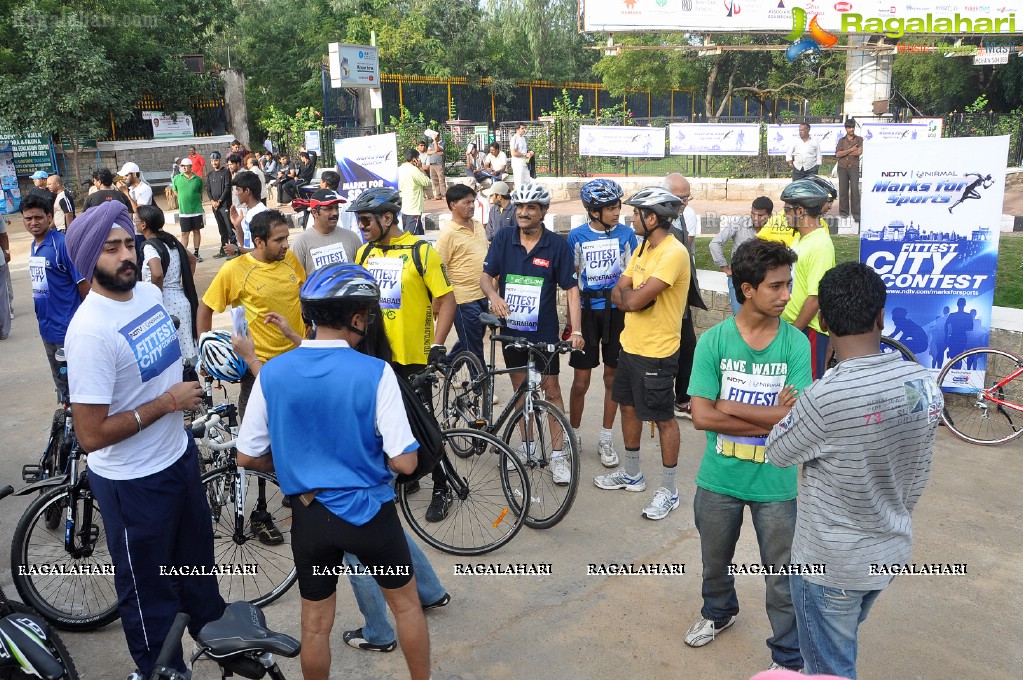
xmin=350 ymin=187 xmax=456 ymax=521
xmin=291 ymin=189 xmax=362 ymax=274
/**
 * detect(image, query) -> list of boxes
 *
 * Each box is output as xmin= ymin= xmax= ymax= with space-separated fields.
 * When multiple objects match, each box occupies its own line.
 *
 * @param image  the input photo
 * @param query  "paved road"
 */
xmin=0 ymin=218 xmax=1020 ymax=679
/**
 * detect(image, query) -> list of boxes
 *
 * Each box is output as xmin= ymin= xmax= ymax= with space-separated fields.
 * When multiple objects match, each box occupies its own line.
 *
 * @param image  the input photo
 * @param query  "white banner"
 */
xmin=766 ymin=124 xmax=844 ymax=157
xmin=582 ymin=0 xmax=1023 ymax=34
xmin=333 ymin=132 xmax=398 ymax=202
xmin=578 ymin=125 xmax=665 ymax=158
xmin=669 ymin=123 xmax=759 ymax=156
xmin=912 ymin=118 xmax=945 ymax=140
xmin=148 ymin=113 xmax=194 ymax=139
xmin=861 ymin=123 xmax=929 ymax=144
xmin=859 ymin=136 xmax=1008 ymax=379
xmin=305 ymin=130 xmax=321 ymax=153
xmin=328 ymin=43 xmax=380 ymax=89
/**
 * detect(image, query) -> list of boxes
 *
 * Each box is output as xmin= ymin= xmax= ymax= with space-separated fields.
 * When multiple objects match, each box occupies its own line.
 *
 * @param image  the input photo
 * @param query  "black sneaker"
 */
xmin=214 ymin=248 xmax=227 ymax=259
xmin=343 ymin=628 xmax=396 ymax=653
xmin=423 ymin=592 xmax=450 ymax=610
xmin=281 ymin=495 xmax=291 ymax=508
xmin=404 ymin=479 xmax=421 ymax=495
xmin=250 ymin=509 xmax=284 ymax=545
xmin=425 ymin=488 xmax=452 ymax=522
xmin=194 ymin=250 xmax=204 ymax=263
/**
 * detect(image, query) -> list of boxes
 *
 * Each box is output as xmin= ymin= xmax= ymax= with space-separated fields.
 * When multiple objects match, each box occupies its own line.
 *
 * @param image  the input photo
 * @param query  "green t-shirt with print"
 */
xmin=688 ymin=317 xmax=812 ymax=502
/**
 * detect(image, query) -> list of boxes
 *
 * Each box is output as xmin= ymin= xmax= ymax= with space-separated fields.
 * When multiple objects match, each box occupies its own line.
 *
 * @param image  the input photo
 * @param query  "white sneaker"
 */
xmin=593 ymin=469 xmax=646 ymax=492
xmin=767 ymin=662 xmax=803 ymax=672
xmin=551 ymin=456 xmax=571 ymax=485
xmin=598 ymin=439 xmax=618 ymax=468
xmin=683 ymin=615 xmax=736 ymax=647
xmin=506 ymin=442 xmax=534 ymax=471
xmin=562 ymin=430 xmax=580 ymax=451
xmin=642 ymin=486 xmax=679 ymax=520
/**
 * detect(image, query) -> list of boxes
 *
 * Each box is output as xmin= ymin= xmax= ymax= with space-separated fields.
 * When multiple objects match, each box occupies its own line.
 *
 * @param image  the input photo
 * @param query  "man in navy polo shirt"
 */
xmin=23 ymin=194 xmax=89 ymax=399
xmin=480 ymin=182 xmax=584 ymax=485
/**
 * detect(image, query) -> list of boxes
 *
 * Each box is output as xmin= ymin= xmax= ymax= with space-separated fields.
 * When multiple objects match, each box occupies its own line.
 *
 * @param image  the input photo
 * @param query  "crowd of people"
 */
xmin=2 ymin=135 xmax=943 ymax=680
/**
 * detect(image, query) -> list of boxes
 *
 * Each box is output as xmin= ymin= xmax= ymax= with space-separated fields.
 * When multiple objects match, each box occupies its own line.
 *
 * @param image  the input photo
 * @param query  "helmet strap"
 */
xmin=589 ymin=207 xmax=616 ymax=234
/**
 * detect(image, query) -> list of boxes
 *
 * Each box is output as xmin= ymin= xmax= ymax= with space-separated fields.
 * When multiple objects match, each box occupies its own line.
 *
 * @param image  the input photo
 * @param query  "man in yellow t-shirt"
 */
xmin=595 ymin=187 xmax=690 ymax=522
xmin=350 ymin=187 xmax=455 ymax=521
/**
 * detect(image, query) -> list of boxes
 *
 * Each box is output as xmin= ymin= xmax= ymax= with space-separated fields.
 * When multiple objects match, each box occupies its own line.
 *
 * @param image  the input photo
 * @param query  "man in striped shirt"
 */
xmin=766 ymin=262 xmax=941 ymax=680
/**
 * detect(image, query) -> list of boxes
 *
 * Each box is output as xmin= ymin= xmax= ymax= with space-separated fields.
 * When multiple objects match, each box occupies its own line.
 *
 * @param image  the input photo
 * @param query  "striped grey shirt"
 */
xmin=766 ymin=352 xmax=942 ymax=590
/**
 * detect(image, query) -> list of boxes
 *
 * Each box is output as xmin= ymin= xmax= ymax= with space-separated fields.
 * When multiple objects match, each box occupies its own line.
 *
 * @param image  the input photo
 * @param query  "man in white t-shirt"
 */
xmin=291 ymin=190 xmax=362 ymax=273
xmin=229 ymin=170 xmax=268 ymax=254
xmin=117 ymin=162 xmax=154 ymax=213
xmin=509 ymin=124 xmax=533 ymax=187
xmin=63 ymin=200 xmax=225 ymax=680
xmin=483 ymin=142 xmax=508 ymax=182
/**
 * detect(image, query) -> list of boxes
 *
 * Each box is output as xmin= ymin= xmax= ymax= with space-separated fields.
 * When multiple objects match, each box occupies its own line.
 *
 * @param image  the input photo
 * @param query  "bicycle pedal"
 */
xmin=22 ymin=465 xmax=43 ymax=483
xmin=469 ymin=419 xmax=487 ymax=430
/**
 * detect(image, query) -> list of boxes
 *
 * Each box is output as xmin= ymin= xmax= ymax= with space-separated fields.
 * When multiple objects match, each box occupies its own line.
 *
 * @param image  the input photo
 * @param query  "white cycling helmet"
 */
xmin=198 ymin=331 xmax=248 ymax=383
xmin=624 ymin=187 xmax=683 ymax=220
xmin=509 ymin=182 xmax=551 ymax=207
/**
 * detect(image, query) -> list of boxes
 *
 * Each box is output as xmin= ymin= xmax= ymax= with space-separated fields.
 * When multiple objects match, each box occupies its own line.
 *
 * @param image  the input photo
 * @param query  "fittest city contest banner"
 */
xmin=766 ymin=124 xmax=845 ymax=156
xmin=859 ymin=136 xmax=1008 ymax=379
xmin=669 ymin=124 xmax=759 ymax=156
xmin=333 ymin=132 xmax=399 ymax=202
xmin=578 ymin=125 xmax=665 ymax=158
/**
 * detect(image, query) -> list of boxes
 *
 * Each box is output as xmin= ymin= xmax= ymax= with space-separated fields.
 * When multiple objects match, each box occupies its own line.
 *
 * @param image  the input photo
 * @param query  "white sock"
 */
xmin=552 ymin=449 xmax=564 ymax=460
xmin=600 ymin=428 xmax=613 ymax=442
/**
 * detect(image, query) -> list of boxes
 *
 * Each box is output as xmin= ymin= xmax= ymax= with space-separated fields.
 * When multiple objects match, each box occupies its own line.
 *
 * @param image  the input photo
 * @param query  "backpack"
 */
xmin=393 ymin=374 xmax=443 ymax=484
xmin=356 ymin=239 xmax=436 ymax=300
xmin=143 ymin=236 xmax=201 ymax=342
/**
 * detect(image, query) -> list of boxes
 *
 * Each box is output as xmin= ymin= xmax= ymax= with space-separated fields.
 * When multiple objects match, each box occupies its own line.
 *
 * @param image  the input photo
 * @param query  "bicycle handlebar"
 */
xmin=152 ymin=612 xmax=190 ymax=676
xmin=491 ymin=334 xmax=575 ymax=355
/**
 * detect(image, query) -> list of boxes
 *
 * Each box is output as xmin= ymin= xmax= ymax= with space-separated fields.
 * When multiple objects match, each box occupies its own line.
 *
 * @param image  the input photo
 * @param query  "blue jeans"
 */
xmin=344 ymin=530 xmax=446 ymax=644
xmin=725 ymin=276 xmax=742 ymax=317
xmin=693 ymin=487 xmax=801 ymax=669
xmin=449 ymin=298 xmax=487 ymax=366
xmin=790 ymin=575 xmax=881 ymax=679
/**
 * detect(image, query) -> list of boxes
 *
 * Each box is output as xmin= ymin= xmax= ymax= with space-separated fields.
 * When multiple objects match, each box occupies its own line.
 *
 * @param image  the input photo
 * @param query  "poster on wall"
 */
xmin=766 ymin=124 xmax=845 ymax=156
xmin=0 ymin=143 xmax=21 ymax=214
xmin=578 ymin=125 xmax=665 ymax=158
xmin=0 ymin=132 xmax=54 ymax=176
xmin=669 ymin=123 xmax=759 ymax=156
xmin=144 ymin=112 xmax=195 ymax=139
xmin=859 ymin=136 xmax=1008 ymax=379
xmin=333 ymin=132 xmax=398 ymax=202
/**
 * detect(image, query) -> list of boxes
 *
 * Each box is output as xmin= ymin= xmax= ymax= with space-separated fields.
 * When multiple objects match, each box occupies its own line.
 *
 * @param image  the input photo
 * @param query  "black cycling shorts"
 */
xmin=568 ymin=307 xmax=625 ymax=371
xmin=611 ymin=350 xmax=679 ymax=422
xmin=291 ymin=499 xmax=413 ymax=602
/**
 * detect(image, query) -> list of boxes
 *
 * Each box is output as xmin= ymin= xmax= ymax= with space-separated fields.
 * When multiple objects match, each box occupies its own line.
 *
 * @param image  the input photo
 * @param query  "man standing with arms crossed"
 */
xmin=593 ymin=187 xmax=689 ymax=520
xmin=64 ymin=201 xmax=225 ymax=680
xmin=785 ymin=122 xmax=822 ymax=180
xmin=206 ymin=151 xmax=234 ymax=258
xmin=835 ymin=119 xmax=862 ymax=224
xmin=685 ymin=238 xmax=809 ymax=672
xmin=767 ymin=262 xmax=941 ymax=679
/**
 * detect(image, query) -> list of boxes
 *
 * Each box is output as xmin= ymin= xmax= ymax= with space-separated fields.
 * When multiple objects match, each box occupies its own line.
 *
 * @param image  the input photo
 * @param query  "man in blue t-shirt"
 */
xmin=481 ymin=182 xmax=584 ymax=484
xmin=237 ymin=263 xmax=431 ymax=680
xmin=567 ymin=179 xmax=637 ymax=469
xmin=23 ymin=194 xmax=89 ymax=399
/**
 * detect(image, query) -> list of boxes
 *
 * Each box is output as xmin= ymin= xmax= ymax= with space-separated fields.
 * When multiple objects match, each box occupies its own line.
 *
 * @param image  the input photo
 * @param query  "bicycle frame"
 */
xmin=970 ymin=363 xmax=1023 ymax=414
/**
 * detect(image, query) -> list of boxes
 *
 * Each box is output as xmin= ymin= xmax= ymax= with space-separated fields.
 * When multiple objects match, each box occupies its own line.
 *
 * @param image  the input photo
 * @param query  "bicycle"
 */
xmin=440 ymin=312 xmax=580 ymax=530
xmin=21 ymin=360 xmax=75 ymax=532
xmin=195 ymin=402 xmax=298 ymax=607
xmin=826 ymin=335 xmax=919 ymax=370
xmin=936 ymin=346 xmax=1023 ymax=445
xmin=0 ymin=485 xmax=80 ymax=679
xmin=148 ymin=604 xmax=300 ymax=680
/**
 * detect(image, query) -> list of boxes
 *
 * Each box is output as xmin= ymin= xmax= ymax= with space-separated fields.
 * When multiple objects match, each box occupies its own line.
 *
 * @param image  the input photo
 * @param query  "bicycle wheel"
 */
xmin=0 ymin=601 xmax=80 ymax=680
xmin=937 ymin=347 xmax=1023 ymax=445
xmin=398 ymin=429 xmax=529 ymax=556
xmin=880 ymin=335 xmax=919 ymax=364
xmin=442 ymin=351 xmax=486 ymax=432
xmin=11 ymin=486 xmax=120 ymax=631
xmin=201 ymin=467 xmax=297 ymax=606
xmin=501 ymin=399 xmax=580 ymax=529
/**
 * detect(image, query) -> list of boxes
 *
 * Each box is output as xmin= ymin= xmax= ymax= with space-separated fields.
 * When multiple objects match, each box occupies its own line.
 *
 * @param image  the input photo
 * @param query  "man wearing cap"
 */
xmin=291 ymin=190 xmax=361 ymax=273
xmin=484 ymin=181 xmax=515 ymax=241
xmin=46 ymin=174 xmax=76 ymax=231
xmin=172 ymin=157 xmax=205 ymax=262
xmin=397 ymin=148 xmax=431 ymax=235
xmin=117 ymin=162 xmax=153 ymax=213
xmin=28 ymin=171 xmax=56 ymax=206
xmin=206 ymin=151 xmax=234 ymax=258
xmin=63 ymin=200 xmax=225 ymax=680
xmin=188 ymin=145 xmax=205 ymax=178
xmin=835 ymin=119 xmax=863 ymax=224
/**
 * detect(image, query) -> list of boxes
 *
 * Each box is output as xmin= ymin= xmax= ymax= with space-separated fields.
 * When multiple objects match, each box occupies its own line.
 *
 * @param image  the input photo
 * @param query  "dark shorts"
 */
xmin=503 ymin=343 xmax=560 ymax=376
xmin=291 ymin=499 xmax=413 ymax=602
xmin=179 ymin=215 xmax=204 ymax=232
xmin=569 ymin=307 xmax=625 ymax=371
xmin=612 ymin=350 xmax=679 ymax=421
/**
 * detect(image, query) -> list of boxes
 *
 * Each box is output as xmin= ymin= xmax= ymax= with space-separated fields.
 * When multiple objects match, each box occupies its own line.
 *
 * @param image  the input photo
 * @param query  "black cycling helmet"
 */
xmin=346 ymin=187 xmax=401 ymax=215
xmin=780 ymin=179 xmax=832 ymax=210
xmin=300 ymin=263 xmax=380 ymax=332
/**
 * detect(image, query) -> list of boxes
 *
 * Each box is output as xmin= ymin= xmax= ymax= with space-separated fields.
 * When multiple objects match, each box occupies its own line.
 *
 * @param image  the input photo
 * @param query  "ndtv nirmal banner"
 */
xmin=859 ymin=136 xmax=1008 ymax=379
xmin=580 ymin=0 xmax=1021 ymax=35
xmin=333 ymin=132 xmax=399 ymax=202
xmin=669 ymin=124 xmax=759 ymax=156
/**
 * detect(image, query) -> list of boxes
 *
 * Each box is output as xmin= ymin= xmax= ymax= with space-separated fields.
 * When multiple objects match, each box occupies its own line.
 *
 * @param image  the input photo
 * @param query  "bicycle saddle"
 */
xmin=0 ymin=612 xmax=66 ymax=680
xmin=480 ymin=312 xmax=505 ymax=327
xmin=198 ymin=601 xmax=300 ymax=659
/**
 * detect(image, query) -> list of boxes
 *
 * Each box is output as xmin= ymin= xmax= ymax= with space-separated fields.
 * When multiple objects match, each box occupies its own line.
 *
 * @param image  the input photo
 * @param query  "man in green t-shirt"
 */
xmin=172 ymin=157 xmax=206 ymax=262
xmin=685 ymin=238 xmax=811 ymax=673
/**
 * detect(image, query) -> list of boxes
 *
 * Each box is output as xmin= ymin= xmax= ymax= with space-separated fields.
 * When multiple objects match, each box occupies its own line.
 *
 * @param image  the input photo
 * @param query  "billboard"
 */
xmin=669 ymin=123 xmax=759 ymax=156
xmin=0 ymin=132 xmax=54 ymax=177
xmin=766 ymin=124 xmax=845 ymax=157
xmin=328 ymin=43 xmax=380 ymax=89
xmin=578 ymin=125 xmax=665 ymax=158
xmin=333 ymin=132 xmax=398 ymax=202
xmin=859 ymin=136 xmax=1007 ymax=379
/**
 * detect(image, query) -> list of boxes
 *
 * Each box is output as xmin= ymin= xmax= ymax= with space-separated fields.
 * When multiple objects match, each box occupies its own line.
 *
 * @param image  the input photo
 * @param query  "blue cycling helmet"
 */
xmin=346 ymin=187 xmax=401 ymax=215
xmin=301 ymin=263 xmax=381 ymax=330
xmin=198 ymin=331 xmax=247 ymax=383
xmin=580 ymin=179 xmax=624 ymax=211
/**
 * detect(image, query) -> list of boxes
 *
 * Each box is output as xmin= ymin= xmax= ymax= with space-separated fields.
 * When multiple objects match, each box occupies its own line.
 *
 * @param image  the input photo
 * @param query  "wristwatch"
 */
xmin=571 ymin=331 xmax=583 ymax=337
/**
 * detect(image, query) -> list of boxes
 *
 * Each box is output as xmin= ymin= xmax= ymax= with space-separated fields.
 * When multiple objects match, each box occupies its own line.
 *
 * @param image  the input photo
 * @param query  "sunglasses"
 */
xmin=679 ymin=195 xmax=692 ymax=202
xmin=357 ymin=215 xmax=376 ymax=227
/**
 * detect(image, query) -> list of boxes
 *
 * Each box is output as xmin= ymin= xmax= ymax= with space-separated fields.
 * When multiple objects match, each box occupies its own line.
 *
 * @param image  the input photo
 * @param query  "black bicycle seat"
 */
xmin=198 ymin=601 xmax=300 ymax=659
xmin=480 ymin=312 xmax=506 ymax=327
xmin=0 ymin=613 xmax=66 ymax=680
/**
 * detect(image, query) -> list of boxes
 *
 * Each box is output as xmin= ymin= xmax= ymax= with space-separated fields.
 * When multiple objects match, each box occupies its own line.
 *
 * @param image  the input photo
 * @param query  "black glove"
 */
xmin=428 ymin=344 xmax=447 ymax=367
